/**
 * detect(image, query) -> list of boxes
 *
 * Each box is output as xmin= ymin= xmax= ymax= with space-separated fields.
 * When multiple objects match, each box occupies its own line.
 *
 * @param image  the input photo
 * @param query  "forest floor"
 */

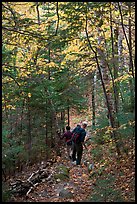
xmin=9 ymin=143 xmax=94 ymax=202
xmin=8 ymin=134 xmax=135 ymax=202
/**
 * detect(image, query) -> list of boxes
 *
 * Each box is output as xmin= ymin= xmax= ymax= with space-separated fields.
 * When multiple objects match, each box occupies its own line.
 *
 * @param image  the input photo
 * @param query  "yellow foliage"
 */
xmin=65 ymin=54 xmax=77 ymax=61
xmin=28 ymin=93 xmax=32 ymax=98
xmin=114 ymin=74 xmax=132 ymax=83
xmin=61 ymin=60 xmax=65 ymax=66
xmin=47 ymin=62 xmax=56 ymax=68
xmin=37 ymin=70 xmax=47 ymax=74
xmin=4 ymin=78 xmax=13 ymax=82
xmin=63 ymin=41 xmax=80 ymax=55
xmin=5 ymin=105 xmax=16 ymax=110
xmin=18 ymin=70 xmax=32 ymax=78
xmin=27 ymin=71 xmax=31 ymax=75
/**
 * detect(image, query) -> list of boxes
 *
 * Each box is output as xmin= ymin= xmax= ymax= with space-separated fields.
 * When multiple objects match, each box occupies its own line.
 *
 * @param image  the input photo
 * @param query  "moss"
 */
xmin=57 ymin=165 xmax=69 ymax=174
xmin=54 ymin=173 xmax=69 ymax=181
xmin=54 ymin=165 xmax=70 ymax=181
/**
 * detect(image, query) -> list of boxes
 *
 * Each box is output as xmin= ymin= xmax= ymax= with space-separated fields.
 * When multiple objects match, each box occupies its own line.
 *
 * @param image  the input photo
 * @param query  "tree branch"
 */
xmin=3 ymin=72 xmax=20 ymax=87
xmin=117 ymin=3 xmax=130 ymax=52
xmin=2 ymin=3 xmax=17 ymax=27
xmin=36 ymin=2 xmax=40 ymax=25
xmin=2 ymin=26 xmax=48 ymax=41
xmin=55 ymin=2 xmax=59 ymax=36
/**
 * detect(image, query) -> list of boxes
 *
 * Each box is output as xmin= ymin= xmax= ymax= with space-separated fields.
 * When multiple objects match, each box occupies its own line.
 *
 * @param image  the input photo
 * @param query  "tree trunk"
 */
xmin=128 ymin=3 xmax=135 ymax=112
xmin=61 ymin=111 xmax=65 ymax=133
xmin=45 ymin=101 xmax=48 ymax=160
xmin=118 ymin=2 xmax=135 ymax=112
xmin=97 ymin=27 xmax=116 ymax=126
xmin=118 ymin=27 xmax=124 ymax=72
xmin=97 ymin=28 xmax=121 ymax=156
xmin=20 ymin=98 xmax=25 ymax=136
xmin=27 ymin=96 xmax=32 ymax=162
xmin=91 ymin=72 xmax=95 ymax=127
xmin=67 ymin=106 xmax=70 ymax=127
xmin=109 ymin=3 xmax=119 ymax=116
xmin=67 ymin=99 xmax=70 ymax=127
xmin=128 ymin=3 xmax=134 ymax=78
xmin=10 ymin=110 xmax=13 ymax=139
xmin=85 ymin=6 xmax=121 ymax=156
xmin=113 ymin=26 xmax=119 ymax=114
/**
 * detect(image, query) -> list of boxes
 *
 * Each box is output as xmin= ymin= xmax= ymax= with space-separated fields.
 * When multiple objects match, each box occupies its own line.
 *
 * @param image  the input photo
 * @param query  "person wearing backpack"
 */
xmin=72 ymin=123 xmax=81 ymax=133
xmin=62 ymin=126 xmax=73 ymax=159
xmin=71 ymin=121 xmax=88 ymax=165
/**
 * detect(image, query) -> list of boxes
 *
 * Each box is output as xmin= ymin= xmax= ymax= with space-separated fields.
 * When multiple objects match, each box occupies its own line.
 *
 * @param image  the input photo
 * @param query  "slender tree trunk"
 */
xmin=118 ymin=27 xmax=124 ymax=72
xmin=48 ymin=2 xmax=51 ymax=80
xmin=128 ymin=3 xmax=135 ymax=112
xmin=36 ymin=2 xmax=40 ymax=25
xmin=109 ymin=3 xmax=119 ymax=116
xmin=67 ymin=106 xmax=70 ymax=126
xmin=27 ymin=96 xmax=32 ymax=162
xmin=118 ymin=2 xmax=135 ymax=112
xmin=117 ymin=2 xmax=134 ymax=77
xmin=32 ymin=2 xmax=41 ymax=71
xmin=118 ymin=27 xmax=125 ymax=108
xmin=45 ymin=100 xmax=48 ymax=160
xmin=128 ymin=3 xmax=134 ymax=78
xmin=113 ymin=26 xmax=119 ymax=114
xmin=97 ymin=27 xmax=116 ymax=127
xmin=20 ymin=98 xmax=25 ymax=135
xmin=48 ymin=44 xmax=51 ymax=80
xmin=10 ymin=110 xmax=13 ymax=139
xmin=85 ymin=5 xmax=121 ymax=156
xmin=61 ymin=111 xmax=65 ymax=133
xmin=91 ymin=72 xmax=95 ymax=127
xmin=97 ymin=29 xmax=121 ymax=156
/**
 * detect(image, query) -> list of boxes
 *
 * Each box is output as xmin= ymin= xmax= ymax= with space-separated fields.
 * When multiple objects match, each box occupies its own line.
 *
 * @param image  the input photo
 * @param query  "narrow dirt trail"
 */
xmin=26 ymin=145 xmax=93 ymax=202
xmin=12 ymin=140 xmax=93 ymax=202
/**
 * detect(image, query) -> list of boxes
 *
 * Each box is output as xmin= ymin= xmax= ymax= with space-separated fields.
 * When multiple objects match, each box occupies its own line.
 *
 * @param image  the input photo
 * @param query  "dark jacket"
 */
xmin=72 ymin=126 xmax=86 ymax=143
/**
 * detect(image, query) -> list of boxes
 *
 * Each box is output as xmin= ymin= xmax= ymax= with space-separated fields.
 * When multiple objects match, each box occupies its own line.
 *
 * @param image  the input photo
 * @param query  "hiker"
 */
xmin=71 ymin=121 xmax=88 ymax=165
xmin=72 ymin=123 xmax=81 ymax=133
xmin=62 ymin=126 xmax=73 ymax=159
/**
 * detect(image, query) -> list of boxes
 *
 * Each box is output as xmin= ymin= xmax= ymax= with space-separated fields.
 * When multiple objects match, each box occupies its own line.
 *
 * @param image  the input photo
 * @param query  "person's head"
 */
xmin=66 ymin=126 xmax=70 ymax=131
xmin=82 ymin=121 xmax=87 ymax=129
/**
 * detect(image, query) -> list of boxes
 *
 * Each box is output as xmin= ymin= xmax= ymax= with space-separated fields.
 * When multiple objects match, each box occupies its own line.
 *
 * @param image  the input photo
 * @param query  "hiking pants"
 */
xmin=66 ymin=143 xmax=73 ymax=158
xmin=72 ymin=142 xmax=83 ymax=165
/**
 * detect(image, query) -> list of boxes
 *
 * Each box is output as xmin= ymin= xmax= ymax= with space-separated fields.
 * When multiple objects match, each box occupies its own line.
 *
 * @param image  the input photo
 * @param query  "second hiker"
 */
xmin=62 ymin=126 xmax=73 ymax=159
xmin=71 ymin=121 xmax=88 ymax=165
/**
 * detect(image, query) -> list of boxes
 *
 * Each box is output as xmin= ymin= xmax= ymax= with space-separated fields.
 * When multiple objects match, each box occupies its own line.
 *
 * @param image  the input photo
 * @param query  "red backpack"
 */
xmin=72 ymin=132 xmax=81 ymax=144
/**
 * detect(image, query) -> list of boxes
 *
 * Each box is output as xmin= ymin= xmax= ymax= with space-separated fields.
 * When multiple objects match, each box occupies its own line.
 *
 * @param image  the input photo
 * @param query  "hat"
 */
xmin=82 ymin=121 xmax=88 ymax=126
